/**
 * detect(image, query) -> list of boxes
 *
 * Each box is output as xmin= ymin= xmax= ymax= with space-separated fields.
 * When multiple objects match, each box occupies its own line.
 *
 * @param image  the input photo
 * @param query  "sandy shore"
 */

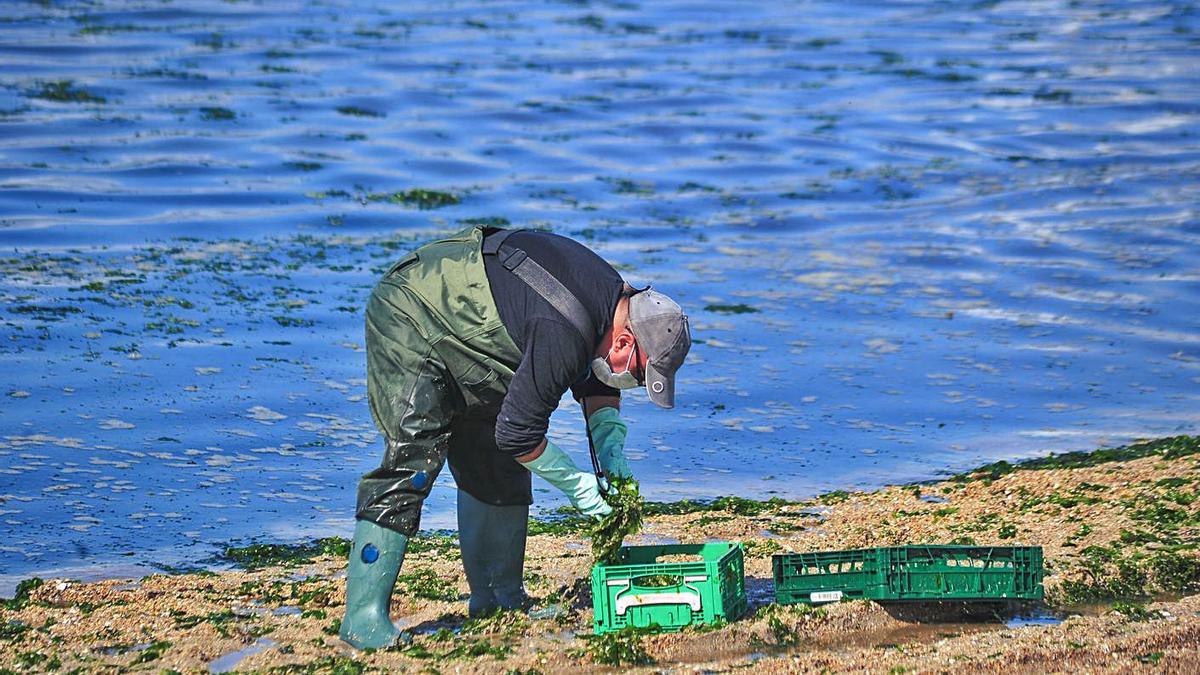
xmin=1 ymin=437 xmax=1197 ymax=673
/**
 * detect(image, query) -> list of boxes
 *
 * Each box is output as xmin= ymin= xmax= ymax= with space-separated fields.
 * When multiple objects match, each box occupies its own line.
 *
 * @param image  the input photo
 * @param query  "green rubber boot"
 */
xmin=340 ymin=519 xmax=408 ymax=649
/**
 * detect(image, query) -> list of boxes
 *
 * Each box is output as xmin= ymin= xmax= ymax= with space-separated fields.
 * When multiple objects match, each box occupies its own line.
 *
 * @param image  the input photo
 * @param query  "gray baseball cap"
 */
xmin=627 ymin=288 xmax=691 ymax=408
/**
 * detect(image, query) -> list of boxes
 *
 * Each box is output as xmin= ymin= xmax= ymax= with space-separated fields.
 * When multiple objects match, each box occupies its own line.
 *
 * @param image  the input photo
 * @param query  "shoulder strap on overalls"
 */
xmin=482 ymin=229 xmax=597 ymax=344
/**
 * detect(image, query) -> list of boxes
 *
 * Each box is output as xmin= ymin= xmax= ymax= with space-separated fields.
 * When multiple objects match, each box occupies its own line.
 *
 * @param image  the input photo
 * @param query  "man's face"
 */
xmin=609 ymin=328 xmax=648 ymax=385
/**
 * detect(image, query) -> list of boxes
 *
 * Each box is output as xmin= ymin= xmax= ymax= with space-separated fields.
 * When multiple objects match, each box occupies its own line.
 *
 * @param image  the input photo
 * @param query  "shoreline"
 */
xmin=2 ymin=435 xmax=1197 ymax=672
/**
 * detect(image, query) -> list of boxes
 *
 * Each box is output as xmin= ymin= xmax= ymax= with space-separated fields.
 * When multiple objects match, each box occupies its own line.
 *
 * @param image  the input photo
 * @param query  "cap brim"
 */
xmin=644 ymin=362 xmax=676 ymax=408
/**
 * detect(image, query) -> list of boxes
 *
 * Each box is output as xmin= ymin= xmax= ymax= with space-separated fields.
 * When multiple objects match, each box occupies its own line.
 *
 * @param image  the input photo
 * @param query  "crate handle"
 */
xmin=610 ymin=575 xmax=707 ymax=616
xmin=615 ymin=590 xmax=702 ymax=615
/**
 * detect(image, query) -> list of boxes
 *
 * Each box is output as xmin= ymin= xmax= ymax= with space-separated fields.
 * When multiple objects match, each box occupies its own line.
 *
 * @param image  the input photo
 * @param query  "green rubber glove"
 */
xmin=520 ymin=440 xmax=613 ymax=519
xmin=588 ymin=406 xmax=632 ymax=479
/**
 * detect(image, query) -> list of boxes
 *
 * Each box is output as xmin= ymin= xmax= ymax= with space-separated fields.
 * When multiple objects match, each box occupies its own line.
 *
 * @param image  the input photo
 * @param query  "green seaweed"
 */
xmin=703 ymin=303 xmax=759 ymax=314
xmin=743 ymin=539 xmax=783 ymax=558
xmin=1051 ymin=541 xmax=1200 ymax=604
xmin=305 ymin=189 xmax=351 ymax=200
xmin=199 ymin=107 xmax=235 ymax=121
xmin=585 ymin=625 xmax=655 ymax=666
xmin=77 ymin=23 xmax=149 ymax=35
xmin=364 ymin=189 xmax=461 ymax=209
xmin=406 ymin=531 xmax=460 ymax=557
xmin=803 ymin=37 xmax=841 ymax=48
xmin=439 ymin=637 xmax=512 ymax=660
xmin=335 ymin=106 xmax=385 ymax=118
xmin=956 ymin=436 xmax=1200 ymax=482
xmin=11 ymin=651 xmax=59 ymax=671
xmin=817 ymin=490 xmax=851 ymax=505
xmin=644 ymin=495 xmax=793 ymax=517
xmin=130 ymin=640 xmax=171 ymax=664
xmin=3 ymin=578 xmax=45 ymax=610
xmin=272 ymin=314 xmax=313 ymax=327
xmin=127 ymin=67 xmax=208 ymax=80
xmin=459 ymin=216 xmax=511 ymax=227
xmin=1110 ymin=601 xmax=1164 ymax=622
xmin=389 ymin=630 xmax=513 ymax=662
xmin=171 ymin=609 xmax=237 ymax=637
xmin=751 ymin=603 xmax=827 ymax=649
xmin=870 ymin=49 xmax=904 ymax=64
xmin=527 ymin=512 xmax=592 ymax=536
xmin=220 ymin=537 xmax=350 ymax=569
xmin=396 ymin=568 xmax=460 ymax=602
xmin=634 ymin=574 xmax=680 ymax=588
xmin=1033 ymin=88 xmax=1072 ymax=102
xmin=0 ymin=620 xmax=30 ymax=641
xmin=598 ymin=176 xmax=654 ymax=195
xmin=591 ymin=478 xmax=644 ymax=564
xmin=692 ymin=513 xmax=734 ymax=527
xmin=677 ymin=182 xmax=719 ymax=192
xmin=195 ymin=32 xmax=232 ymax=50
xmin=284 ymin=161 xmax=323 ymax=171
xmin=71 ymin=598 xmax=129 ymax=616
xmin=29 ymin=80 xmax=106 ymax=104
xmin=268 ymin=655 xmax=366 ymax=674
xmin=11 ymin=305 xmax=83 ymax=319
xmin=460 ymin=608 xmax=529 ymax=637
xmin=764 ymin=613 xmax=800 ymax=648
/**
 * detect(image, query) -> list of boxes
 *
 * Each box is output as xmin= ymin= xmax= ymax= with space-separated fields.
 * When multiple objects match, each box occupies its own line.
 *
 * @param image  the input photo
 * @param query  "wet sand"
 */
xmin=1 ymin=439 xmax=1196 ymax=673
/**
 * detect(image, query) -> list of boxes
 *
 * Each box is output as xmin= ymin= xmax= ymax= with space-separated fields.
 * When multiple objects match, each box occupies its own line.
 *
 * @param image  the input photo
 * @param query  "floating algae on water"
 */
xmin=591 ymin=478 xmax=644 ymax=564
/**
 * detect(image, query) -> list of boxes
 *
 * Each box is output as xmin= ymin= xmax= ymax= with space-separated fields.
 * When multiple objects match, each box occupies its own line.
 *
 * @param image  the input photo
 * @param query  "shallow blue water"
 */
xmin=1 ymin=0 xmax=1198 ymax=588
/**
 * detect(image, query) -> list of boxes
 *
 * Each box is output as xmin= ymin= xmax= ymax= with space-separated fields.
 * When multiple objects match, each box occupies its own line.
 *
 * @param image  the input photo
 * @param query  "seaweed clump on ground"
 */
xmin=585 ymin=625 xmax=656 ymax=666
xmin=591 ymin=478 xmax=644 ymax=564
xmin=956 ymin=435 xmax=1200 ymax=482
xmin=220 ymin=537 xmax=350 ymax=569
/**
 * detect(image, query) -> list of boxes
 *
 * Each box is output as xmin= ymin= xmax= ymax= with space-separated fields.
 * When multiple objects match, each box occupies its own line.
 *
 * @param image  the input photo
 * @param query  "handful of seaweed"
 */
xmin=590 ymin=478 xmax=644 ymax=564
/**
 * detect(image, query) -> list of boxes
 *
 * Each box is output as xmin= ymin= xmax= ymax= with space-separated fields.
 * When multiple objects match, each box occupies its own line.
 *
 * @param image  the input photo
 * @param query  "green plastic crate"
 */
xmin=773 ymin=545 xmax=1043 ymax=605
xmin=591 ymin=542 xmax=748 ymax=634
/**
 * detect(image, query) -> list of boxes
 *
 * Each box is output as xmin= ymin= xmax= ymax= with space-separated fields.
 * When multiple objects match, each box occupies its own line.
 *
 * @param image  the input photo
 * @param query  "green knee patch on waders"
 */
xmin=358 ymin=226 xmax=528 ymax=536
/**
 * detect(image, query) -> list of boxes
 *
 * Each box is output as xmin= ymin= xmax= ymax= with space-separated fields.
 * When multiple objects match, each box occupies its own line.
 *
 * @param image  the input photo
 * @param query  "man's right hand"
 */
xmin=587 ymin=406 xmax=632 ymax=479
xmin=518 ymin=439 xmax=613 ymax=519
xmin=570 ymin=472 xmax=614 ymax=519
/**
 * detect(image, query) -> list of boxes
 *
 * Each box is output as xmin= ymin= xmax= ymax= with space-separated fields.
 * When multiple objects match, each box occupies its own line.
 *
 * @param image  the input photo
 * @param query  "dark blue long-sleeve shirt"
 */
xmin=483 ymin=230 xmax=624 ymax=455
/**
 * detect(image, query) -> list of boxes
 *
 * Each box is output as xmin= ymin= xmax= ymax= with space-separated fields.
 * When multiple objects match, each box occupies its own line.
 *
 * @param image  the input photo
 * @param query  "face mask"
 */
xmin=591 ymin=341 xmax=640 ymax=389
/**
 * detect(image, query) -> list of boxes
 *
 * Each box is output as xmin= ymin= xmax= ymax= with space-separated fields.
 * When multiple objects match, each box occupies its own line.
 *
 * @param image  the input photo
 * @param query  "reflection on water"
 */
xmin=1005 ymin=612 xmax=1063 ymax=628
xmin=1 ymin=0 xmax=1198 ymax=582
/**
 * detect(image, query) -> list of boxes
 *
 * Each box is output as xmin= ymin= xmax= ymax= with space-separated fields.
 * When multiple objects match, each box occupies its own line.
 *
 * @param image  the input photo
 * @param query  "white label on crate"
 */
xmin=810 ymin=591 xmax=843 ymax=603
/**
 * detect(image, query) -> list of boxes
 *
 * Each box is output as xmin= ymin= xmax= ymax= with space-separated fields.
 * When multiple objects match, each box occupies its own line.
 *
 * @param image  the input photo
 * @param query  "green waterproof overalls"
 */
xmin=358 ymin=226 xmax=530 ymax=536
